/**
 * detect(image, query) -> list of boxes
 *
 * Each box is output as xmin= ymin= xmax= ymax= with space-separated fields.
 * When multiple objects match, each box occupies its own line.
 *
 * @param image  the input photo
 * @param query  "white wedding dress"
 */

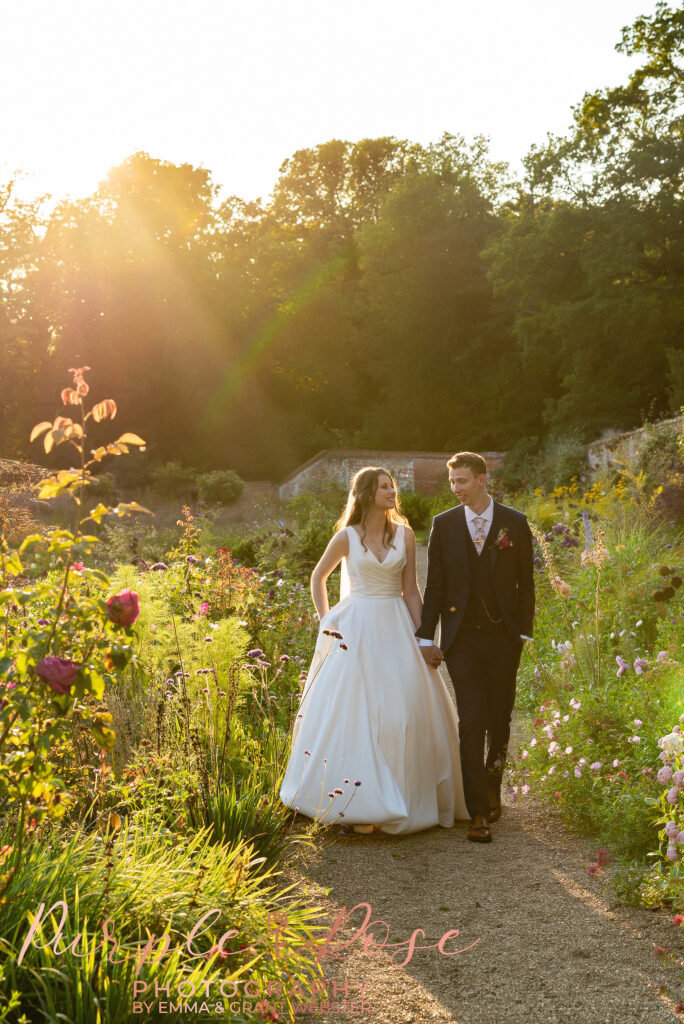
xmin=280 ymin=524 xmax=468 ymax=833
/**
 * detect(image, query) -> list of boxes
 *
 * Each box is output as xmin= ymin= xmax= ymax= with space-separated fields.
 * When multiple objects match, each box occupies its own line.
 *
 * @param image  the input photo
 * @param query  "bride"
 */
xmin=280 ymin=467 xmax=468 ymax=834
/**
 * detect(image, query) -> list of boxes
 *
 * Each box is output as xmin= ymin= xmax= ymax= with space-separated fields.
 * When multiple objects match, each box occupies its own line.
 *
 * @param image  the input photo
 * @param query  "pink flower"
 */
xmin=633 ymin=661 xmax=648 ymax=676
xmin=590 ymin=762 xmax=602 ymax=771
xmin=628 ymin=736 xmax=641 ymax=744
xmin=574 ymin=766 xmax=582 ymax=778
xmin=666 ymin=846 xmax=678 ymax=863
xmin=673 ymin=915 xmax=684 ymax=926
xmin=106 ymin=589 xmax=140 ymax=627
xmin=658 ymin=766 xmax=674 ymax=785
xmin=667 ymin=787 xmax=679 ymax=805
xmin=616 ymin=655 xmax=629 ymax=677
xmin=673 ymin=769 xmax=684 ymax=788
xmin=665 ymin=821 xmax=679 ymax=839
xmin=70 ymin=562 xmax=85 ymax=573
xmin=199 ymin=602 xmax=210 ymax=615
xmin=587 ymin=864 xmax=602 ymax=876
xmin=633 ymin=718 xmax=643 ymax=727
xmin=36 ymin=656 xmax=79 ymax=694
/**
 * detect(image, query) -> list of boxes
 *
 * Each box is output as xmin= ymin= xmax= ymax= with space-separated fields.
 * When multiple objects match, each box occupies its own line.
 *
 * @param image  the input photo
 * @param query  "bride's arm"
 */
xmin=310 ymin=529 xmax=349 ymax=620
xmin=401 ymin=527 xmax=423 ymax=630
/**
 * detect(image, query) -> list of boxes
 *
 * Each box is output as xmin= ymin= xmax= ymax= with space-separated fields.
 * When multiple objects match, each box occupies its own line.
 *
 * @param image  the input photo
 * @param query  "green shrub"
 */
xmin=495 ymin=433 xmax=589 ymax=493
xmin=204 ymin=777 xmax=290 ymax=868
xmin=399 ymin=491 xmax=433 ymax=530
xmin=150 ymin=461 xmax=197 ymax=499
xmin=88 ymin=471 xmax=117 ymax=504
xmin=197 ymin=468 xmax=244 ymax=505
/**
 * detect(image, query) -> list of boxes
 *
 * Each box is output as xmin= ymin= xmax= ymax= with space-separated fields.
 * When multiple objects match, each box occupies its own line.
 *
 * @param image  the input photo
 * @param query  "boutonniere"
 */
xmin=493 ymin=528 xmax=513 ymax=549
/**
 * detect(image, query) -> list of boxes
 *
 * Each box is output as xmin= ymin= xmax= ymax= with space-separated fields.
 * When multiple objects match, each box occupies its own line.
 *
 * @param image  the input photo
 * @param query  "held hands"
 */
xmin=420 ymin=645 xmax=444 ymax=668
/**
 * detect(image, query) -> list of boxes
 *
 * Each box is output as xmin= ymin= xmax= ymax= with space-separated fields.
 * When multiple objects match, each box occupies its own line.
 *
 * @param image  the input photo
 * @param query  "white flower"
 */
xmin=635 ymin=620 xmax=643 ymax=627
xmin=660 ymin=733 xmax=684 ymax=758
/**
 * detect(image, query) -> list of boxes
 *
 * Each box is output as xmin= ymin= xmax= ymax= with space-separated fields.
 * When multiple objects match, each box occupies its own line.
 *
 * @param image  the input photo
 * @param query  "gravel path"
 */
xmin=285 ymin=544 xmax=684 ymax=1024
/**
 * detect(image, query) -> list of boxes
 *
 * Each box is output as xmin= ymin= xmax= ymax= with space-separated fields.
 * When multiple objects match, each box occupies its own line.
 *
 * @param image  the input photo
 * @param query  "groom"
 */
xmin=416 ymin=452 xmax=535 ymax=843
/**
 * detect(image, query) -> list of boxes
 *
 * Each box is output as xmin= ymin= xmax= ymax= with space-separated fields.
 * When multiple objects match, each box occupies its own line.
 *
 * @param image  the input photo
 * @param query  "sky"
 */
xmin=2 ymin=0 xmax=653 ymax=205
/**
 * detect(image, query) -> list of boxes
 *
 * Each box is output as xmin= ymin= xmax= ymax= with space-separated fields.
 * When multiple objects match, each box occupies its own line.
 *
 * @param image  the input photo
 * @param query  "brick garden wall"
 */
xmin=278 ymin=449 xmax=505 ymax=501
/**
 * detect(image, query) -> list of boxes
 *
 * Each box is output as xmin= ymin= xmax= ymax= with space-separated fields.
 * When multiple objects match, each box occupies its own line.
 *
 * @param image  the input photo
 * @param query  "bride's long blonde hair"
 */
xmin=335 ymin=466 xmax=409 ymax=552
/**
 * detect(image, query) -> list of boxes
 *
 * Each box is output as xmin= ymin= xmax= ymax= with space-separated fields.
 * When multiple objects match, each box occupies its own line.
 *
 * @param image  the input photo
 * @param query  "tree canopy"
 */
xmin=1 ymin=3 xmax=682 ymax=479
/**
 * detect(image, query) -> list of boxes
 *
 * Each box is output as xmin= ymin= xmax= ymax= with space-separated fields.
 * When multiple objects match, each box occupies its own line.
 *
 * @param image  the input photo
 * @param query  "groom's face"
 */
xmin=449 ymin=466 xmax=486 ymax=509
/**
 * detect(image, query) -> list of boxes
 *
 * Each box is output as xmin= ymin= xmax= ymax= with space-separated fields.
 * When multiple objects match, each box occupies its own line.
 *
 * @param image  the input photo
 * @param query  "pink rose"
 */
xmin=36 ymin=656 xmax=80 ymax=694
xmin=107 ymin=589 xmax=140 ymax=627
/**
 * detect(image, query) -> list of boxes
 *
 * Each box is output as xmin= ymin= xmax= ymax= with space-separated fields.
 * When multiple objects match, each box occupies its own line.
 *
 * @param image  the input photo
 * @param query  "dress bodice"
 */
xmin=344 ymin=524 xmax=405 ymax=599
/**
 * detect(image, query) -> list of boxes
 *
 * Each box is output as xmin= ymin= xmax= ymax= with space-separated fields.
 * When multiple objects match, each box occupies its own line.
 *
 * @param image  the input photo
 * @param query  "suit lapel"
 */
xmin=488 ymin=501 xmax=502 ymax=569
xmin=451 ymin=505 xmax=470 ymax=577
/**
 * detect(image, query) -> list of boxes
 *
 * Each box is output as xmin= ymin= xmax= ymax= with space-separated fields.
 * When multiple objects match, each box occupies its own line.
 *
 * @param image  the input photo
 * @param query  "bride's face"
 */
xmin=373 ymin=474 xmax=396 ymax=511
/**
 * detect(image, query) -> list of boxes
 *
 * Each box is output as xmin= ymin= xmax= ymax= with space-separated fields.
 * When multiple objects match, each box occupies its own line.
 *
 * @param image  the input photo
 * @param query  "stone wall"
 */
xmin=587 ymin=415 xmax=683 ymax=473
xmin=278 ymin=449 xmax=505 ymax=501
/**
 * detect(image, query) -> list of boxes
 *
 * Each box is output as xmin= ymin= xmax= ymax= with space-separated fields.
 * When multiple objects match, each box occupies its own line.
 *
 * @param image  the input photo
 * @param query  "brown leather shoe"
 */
xmin=467 ymin=815 xmax=492 ymax=843
xmin=488 ymin=790 xmax=502 ymax=822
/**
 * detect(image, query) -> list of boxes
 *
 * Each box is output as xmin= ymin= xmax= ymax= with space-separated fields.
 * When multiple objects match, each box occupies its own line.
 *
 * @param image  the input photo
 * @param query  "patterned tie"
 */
xmin=472 ymin=516 xmax=486 ymax=555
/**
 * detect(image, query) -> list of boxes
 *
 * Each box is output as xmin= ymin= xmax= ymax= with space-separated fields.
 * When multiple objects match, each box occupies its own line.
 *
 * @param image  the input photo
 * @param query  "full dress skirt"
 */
xmin=279 ymin=525 xmax=468 ymax=833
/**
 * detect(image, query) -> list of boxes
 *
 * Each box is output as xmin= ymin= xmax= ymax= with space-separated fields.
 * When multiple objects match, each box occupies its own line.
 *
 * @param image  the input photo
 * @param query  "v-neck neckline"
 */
xmin=349 ymin=524 xmax=396 ymax=565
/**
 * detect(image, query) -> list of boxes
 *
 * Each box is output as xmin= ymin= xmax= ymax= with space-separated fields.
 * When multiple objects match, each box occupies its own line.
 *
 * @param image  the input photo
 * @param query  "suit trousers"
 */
xmin=445 ymin=625 xmax=523 ymax=819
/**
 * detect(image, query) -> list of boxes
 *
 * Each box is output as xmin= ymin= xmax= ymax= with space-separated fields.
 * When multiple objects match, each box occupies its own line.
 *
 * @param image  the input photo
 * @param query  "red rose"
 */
xmin=107 ymin=588 xmax=140 ymax=627
xmin=500 ymin=534 xmax=512 ymax=548
xmin=36 ymin=656 xmax=80 ymax=694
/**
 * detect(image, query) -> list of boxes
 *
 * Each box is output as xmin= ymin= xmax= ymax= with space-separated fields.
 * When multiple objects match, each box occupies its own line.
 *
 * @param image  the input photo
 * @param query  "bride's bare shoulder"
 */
xmin=401 ymin=523 xmax=416 ymax=545
xmin=329 ymin=527 xmax=350 ymax=553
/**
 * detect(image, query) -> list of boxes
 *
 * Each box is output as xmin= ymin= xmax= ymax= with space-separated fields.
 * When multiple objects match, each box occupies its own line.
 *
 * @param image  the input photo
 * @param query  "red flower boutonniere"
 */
xmin=493 ymin=528 xmax=513 ymax=549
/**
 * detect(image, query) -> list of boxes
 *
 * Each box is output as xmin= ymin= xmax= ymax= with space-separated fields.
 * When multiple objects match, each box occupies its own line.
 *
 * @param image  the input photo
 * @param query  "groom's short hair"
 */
xmin=447 ymin=451 xmax=487 ymax=476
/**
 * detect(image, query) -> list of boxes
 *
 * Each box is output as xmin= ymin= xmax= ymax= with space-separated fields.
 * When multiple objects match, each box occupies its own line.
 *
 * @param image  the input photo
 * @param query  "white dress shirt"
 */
xmin=464 ymin=497 xmax=494 ymax=546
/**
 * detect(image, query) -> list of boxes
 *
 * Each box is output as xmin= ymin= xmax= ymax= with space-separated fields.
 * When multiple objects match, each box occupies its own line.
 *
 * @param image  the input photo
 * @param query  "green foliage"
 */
xmin=495 ymin=432 xmax=589 ymax=492
xmin=507 ymin=473 xmax=684 ymax=904
xmin=197 ymin=469 xmax=244 ymax=505
xmin=203 ymin=777 xmax=291 ymax=869
xmin=0 ymin=814 xmax=324 ymax=1022
xmin=150 ymin=461 xmax=197 ymax=499
xmin=0 ymin=368 xmax=149 ymax=832
xmin=3 ymin=6 xmax=684 ymax=473
xmin=88 ymin=471 xmax=117 ymax=504
xmin=398 ymin=492 xmax=432 ymax=530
